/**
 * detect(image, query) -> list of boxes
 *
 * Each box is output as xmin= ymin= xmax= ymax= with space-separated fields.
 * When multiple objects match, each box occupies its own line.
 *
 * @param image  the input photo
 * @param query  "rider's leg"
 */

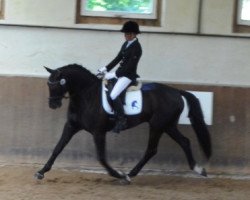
xmin=110 ymin=77 xmax=131 ymax=133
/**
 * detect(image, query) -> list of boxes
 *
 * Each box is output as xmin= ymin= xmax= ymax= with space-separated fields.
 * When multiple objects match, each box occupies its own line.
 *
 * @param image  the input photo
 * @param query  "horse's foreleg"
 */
xmin=34 ymin=122 xmax=78 ymax=180
xmin=166 ymin=127 xmax=207 ymax=176
xmin=93 ymin=132 xmax=128 ymax=180
xmin=128 ymin=128 xmax=163 ymax=178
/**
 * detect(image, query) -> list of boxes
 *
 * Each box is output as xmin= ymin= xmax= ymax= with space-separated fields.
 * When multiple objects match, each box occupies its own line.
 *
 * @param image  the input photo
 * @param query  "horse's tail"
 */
xmin=180 ymin=90 xmax=212 ymax=159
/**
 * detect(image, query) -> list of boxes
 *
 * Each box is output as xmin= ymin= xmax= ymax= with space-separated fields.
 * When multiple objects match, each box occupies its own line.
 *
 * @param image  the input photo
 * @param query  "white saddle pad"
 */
xmin=102 ymin=83 xmax=142 ymax=115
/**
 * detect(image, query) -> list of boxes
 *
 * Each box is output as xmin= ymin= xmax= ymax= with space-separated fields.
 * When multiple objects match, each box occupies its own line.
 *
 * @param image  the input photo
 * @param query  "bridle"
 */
xmin=47 ymin=78 xmax=69 ymax=100
xmin=47 ymin=78 xmax=66 ymax=86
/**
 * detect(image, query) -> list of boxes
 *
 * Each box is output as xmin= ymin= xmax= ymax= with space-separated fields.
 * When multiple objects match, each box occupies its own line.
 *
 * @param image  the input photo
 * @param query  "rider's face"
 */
xmin=124 ymin=32 xmax=136 ymax=41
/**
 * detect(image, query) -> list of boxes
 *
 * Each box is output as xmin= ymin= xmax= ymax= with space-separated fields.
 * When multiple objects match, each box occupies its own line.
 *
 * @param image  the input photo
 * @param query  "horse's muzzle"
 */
xmin=49 ymin=99 xmax=62 ymax=109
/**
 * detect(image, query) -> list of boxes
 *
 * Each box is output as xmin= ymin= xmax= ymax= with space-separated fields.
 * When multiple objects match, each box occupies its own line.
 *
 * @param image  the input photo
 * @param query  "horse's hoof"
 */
xmin=34 ymin=172 xmax=44 ymax=180
xmin=194 ymin=165 xmax=207 ymax=177
xmin=119 ymin=174 xmax=131 ymax=185
xmin=117 ymin=171 xmax=131 ymax=185
xmin=200 ymin=168 xmax=207 ymax=177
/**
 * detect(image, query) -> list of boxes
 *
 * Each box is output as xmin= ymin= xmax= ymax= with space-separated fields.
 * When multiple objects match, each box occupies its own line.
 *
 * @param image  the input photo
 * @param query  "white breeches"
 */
xmin=110 ymin=77 xmax=132 ymax=100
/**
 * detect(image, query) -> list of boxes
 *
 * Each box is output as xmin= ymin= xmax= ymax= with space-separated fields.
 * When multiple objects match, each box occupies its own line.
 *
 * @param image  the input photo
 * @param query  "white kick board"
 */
xmin=179 ymin=91 xmax=213 ymax=125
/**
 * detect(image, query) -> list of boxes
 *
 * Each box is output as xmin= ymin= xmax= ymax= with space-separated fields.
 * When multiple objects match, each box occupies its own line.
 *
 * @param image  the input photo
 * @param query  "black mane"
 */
xmin=58 ymin=64 xmax=99 ymax=84
xmin=59 ymin=63 xmax=97 ymax=78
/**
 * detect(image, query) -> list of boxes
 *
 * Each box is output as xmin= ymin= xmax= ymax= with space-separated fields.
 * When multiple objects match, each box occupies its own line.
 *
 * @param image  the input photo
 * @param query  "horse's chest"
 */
xmin=68 ymin=107 xmax=94 ymax=130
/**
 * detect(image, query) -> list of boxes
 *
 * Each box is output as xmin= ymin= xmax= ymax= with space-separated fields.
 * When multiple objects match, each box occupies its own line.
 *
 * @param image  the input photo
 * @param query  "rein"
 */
xmin=48 ymin=95 xmax=69 ymax=100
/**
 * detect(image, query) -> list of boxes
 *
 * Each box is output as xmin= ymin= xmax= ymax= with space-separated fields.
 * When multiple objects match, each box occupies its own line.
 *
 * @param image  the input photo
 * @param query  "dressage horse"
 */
xmin=35 ymin=64 xmax=211 ymax=183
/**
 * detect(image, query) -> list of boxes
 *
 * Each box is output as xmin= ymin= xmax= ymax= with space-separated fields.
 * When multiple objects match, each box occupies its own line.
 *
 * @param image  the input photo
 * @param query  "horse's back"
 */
xmin=142 ymin=82 xmax=183 ymax=104
xmin=141 ymin=83 xmax=184 ymax=126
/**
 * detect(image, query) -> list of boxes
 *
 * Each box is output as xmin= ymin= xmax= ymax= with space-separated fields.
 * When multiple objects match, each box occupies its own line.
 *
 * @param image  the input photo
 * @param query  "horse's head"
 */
xmin=44 ymin=66 xmax=68 ymax=109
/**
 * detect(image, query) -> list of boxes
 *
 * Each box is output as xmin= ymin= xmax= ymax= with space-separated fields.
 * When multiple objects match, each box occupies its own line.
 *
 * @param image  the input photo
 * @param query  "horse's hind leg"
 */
xmin=128 ymin=127 xmax=163 ymax=178
xmin=34 ymin=122 xmax=78 ymax=180
xmin=166 ymin=126 xmax=207 ymax=176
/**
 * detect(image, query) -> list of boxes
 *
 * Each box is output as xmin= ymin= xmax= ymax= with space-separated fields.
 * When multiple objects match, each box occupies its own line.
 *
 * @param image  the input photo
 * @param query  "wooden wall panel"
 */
xmin=0 ymin=76 xmax=249 ymax=175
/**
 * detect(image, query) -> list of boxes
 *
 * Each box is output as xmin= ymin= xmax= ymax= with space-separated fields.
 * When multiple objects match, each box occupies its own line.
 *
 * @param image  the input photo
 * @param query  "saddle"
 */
xmin=102 ymin=79 xmax=143 ymax=115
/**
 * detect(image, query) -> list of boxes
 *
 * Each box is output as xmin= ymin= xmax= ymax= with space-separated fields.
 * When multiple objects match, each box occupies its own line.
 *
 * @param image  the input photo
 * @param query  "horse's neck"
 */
xmin=69 ymin=79 xmax=101 ymax=101
xmin=66 ymin=71 xmax=98 ymax=94
xmin=68 ymin=81 xmax=102 ymax=124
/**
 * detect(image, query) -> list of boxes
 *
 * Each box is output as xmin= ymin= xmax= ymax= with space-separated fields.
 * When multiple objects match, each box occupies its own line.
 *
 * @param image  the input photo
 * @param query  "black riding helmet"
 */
xmin=120 ymin=21 xmax=140 ymax=34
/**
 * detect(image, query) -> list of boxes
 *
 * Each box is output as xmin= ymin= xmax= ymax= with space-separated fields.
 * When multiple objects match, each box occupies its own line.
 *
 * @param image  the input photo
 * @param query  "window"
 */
xmin=81 ymin=0 xmax=157 ymax=19
xmin=237 ymin=0 xmax=250 ymax=25
xmin=76 ymin=0 xmax=161 ymax=27
xmin=234 ymin=0 xmax=250 ymax=32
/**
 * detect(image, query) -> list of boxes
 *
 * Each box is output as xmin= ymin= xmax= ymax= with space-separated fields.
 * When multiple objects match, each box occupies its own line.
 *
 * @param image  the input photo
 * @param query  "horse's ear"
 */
xmin=44 ymin=66 xmax=54 ymax=74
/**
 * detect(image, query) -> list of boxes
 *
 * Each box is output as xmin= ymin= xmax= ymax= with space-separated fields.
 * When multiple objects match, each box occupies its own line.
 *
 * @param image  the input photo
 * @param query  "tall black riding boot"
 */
xmin=112 ymin=97 xmax=127 ymax=133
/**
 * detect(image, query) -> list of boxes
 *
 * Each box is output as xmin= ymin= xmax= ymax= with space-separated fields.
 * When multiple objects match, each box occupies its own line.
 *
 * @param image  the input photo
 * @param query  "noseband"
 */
xmin=48 ymin=95 xmax=68 ymax=101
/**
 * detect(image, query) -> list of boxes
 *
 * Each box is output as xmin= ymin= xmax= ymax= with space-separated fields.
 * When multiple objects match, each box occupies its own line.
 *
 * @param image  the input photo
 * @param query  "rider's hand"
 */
xmin=98 ymin=67 xmax=107 ymax=74
xmin=104 ymin=72 xmax=117 ymax=80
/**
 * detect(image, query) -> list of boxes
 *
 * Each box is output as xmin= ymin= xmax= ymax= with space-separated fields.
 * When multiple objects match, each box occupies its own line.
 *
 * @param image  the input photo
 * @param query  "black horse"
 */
xmin=35 ymin=64 xmax=211 ymax=183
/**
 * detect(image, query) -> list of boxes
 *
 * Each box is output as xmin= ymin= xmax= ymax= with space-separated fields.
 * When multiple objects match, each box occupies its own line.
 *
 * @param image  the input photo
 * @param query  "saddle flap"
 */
xmin=102 ymin=81 xmax=142 ymax=115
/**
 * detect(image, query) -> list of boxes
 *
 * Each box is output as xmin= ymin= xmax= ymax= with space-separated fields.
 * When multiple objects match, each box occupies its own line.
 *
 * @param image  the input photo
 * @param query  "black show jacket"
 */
xmin=106 ymin=38 xmax=142 ymax=80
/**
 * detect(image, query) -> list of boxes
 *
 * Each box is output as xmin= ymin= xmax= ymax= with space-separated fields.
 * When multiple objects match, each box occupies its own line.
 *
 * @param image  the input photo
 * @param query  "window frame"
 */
xmin=233 ymin=0 xmax=250 ymax=33
xmin=0 ymin=0 xmax=4 ymax=19
xmin=81 ymin=0 xmax=157 ymax=19
xmin=76 ymin=0 xmax=161 ymax=27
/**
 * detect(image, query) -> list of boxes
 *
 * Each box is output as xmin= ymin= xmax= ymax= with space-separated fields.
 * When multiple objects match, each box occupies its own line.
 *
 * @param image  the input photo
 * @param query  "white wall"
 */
xmin=201 ymin=0 xmax=236 ymax=34
xmin=0 ymin=0 xmax=250 ymax=87
xmin=2 ymin=0 xmax=76 ymax=26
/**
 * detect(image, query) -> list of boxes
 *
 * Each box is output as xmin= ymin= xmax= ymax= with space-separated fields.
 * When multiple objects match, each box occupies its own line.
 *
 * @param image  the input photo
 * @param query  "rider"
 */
xmin=98 ymin=20 xmax=142 ymax=133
